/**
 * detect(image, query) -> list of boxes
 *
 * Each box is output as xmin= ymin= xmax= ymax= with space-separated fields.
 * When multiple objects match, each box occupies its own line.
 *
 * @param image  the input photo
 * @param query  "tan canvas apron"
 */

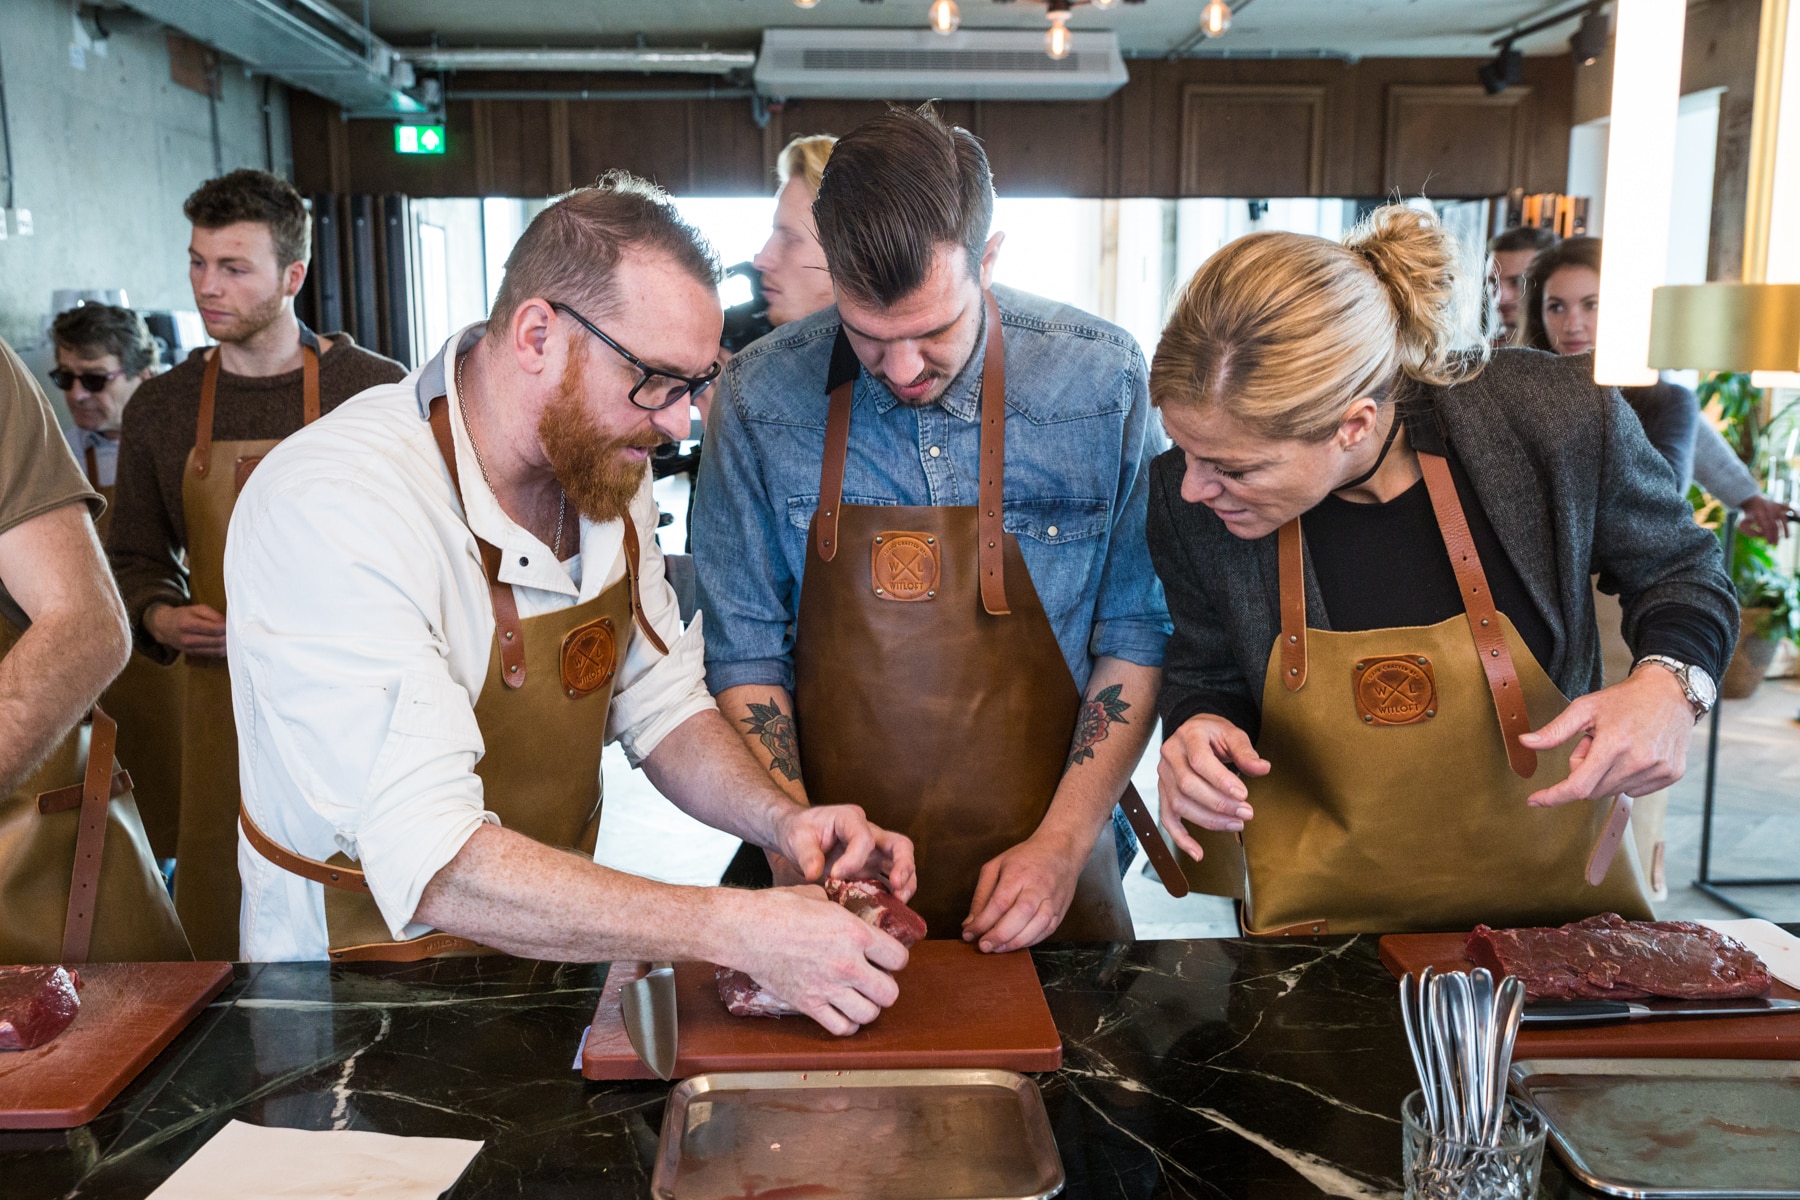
xmin=1182 ymin=449 xmax=1653 ymax=934
xmin=0 ymin=616 xmax=191 ymax=963
xmin=793 ymin=293 xmax=1134 ymax=942
xmin=86 ymin=446 xmax=186 ymax=860
xmin=239 ymin=394 xmax=669 ymax=960
xmin=175 ymin=341 xmax=320 ymax=959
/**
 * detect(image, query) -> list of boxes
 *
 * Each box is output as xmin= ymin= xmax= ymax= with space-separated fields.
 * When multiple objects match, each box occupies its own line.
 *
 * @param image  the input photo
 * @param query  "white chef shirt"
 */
xmin=228 ymin=324 xmax=714 ymax=962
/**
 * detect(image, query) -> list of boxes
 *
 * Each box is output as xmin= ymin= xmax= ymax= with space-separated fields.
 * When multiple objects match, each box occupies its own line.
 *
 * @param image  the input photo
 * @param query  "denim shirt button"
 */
xmin=1047 ymin=525 xmax=1059 ymax=537
xmin=928 ymin=446 xmax=941 ymax=458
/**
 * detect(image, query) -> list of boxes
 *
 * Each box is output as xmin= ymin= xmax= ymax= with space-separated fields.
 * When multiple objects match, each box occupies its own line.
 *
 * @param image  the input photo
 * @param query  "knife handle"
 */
xmin=1521 ymin=1000 xmax=1634 ymax=1026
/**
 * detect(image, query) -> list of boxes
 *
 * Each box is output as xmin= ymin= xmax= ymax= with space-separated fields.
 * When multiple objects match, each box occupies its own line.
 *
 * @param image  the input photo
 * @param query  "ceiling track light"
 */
xmin=1571 ymin=6 xmax=1610 ymax=66
xmin=928 ymin=0 xmax=961 ymax=34
xmin=1478 ymin=43 xmax=1524 ymax=94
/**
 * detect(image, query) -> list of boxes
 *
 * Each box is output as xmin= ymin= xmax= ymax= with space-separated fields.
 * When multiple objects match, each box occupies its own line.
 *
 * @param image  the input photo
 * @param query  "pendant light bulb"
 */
xmin=1201 ymin=0 xmax=1232 ymax=37
xmin=1046 ymin=11 xmax=1073 ymax=59
xmin=928 ymin=0 xmax=961 ymax=35
xmin=793 ymin=0 xmax=821 ymax=8
xmin=1094 ymin=0 xmax=1119 ymax=8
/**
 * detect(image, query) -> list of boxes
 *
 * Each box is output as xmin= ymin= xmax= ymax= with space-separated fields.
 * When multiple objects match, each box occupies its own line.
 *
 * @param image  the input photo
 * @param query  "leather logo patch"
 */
xmin=871 ymin=532 xmax=940 ymax=602
xmin=560 ymin=617 xmax=617 ymax=698
xmin=1352 ymin=655 xmax=1437 ymax=726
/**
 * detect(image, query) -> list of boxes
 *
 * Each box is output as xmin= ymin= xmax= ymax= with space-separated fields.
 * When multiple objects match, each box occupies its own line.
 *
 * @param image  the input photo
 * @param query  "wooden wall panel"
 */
xmin=1384 ymin=85 xmax=1533 ymax=197
xmin=1180 ymin=84 xmax=1326 ymax=197
xmin=290 ymin=56 xmax=1574 ymax=201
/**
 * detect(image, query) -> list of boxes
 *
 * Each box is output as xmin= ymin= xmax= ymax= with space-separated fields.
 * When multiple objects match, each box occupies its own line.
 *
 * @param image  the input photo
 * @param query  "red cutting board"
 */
xmin=0 ymin=960 xmax=233 ymax=1128
xmin=582 ymin=939 xmax=1061 ymax=1080
xmin=1379 ymin=933 xmax=1800 ymax=1060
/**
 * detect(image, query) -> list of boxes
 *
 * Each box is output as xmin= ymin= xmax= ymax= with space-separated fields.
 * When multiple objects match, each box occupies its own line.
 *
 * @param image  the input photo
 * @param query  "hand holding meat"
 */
xmin=717 ymin=883 xmax=911 ymax=1035
xmin=1518 ymin=664 xmax=1693 ymax=807
xmin=1157 ymin=713 xmax=1271 ymax=859
xmin=962 ymin=830 xmax=1085 ymax=954
xmin=771 ymin=803 xmax=917 ymax=902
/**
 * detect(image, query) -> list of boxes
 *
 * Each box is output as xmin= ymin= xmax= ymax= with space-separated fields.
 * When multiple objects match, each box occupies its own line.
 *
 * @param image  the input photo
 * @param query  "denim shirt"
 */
xmin=692 ymin=284 xmax=1171 ymax=697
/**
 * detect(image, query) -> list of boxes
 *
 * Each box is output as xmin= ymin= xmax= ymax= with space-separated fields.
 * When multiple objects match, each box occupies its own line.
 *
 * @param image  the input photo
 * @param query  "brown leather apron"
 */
xmin=85 ymin=446 xmax=185 ymax=861
xmin=239 ymin=394 xmax=669 ymax=961
xmin=175 ymin=342 xmax=320 ymax=959
xmin=792 ymin=293 xmax=1134 ymax=942
xmin=0 ymin=616 xmax=191 ymax=963
xmin=1182 ymin=449 xmax=1653 ymax=935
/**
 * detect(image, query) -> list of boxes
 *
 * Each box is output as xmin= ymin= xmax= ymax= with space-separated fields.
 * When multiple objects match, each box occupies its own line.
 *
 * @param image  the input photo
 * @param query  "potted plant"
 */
xmin=1693 ymin=372 xmax=1800 ymax=696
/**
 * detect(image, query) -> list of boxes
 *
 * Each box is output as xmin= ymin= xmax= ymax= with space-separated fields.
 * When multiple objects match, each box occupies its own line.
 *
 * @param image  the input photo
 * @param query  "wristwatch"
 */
xmin=1632 ymin=655 xmax=1718 ymax=721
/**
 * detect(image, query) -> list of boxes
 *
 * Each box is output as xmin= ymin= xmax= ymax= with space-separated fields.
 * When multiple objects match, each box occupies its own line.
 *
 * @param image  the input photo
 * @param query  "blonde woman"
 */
xmin=1146 ymin=204 xmax=1734 ymax=934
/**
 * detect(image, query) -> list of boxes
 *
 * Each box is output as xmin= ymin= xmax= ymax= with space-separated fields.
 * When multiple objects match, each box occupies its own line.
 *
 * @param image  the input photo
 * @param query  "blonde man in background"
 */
xmin=753 ymin=135 xmax=838 ymax=329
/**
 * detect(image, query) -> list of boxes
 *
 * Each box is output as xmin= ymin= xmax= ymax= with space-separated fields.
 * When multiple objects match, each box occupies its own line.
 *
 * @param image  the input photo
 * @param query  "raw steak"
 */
xmin=0 ymin=965 xmax=83 ymax=1051
xmin=1466 ymin=913 xmax=1772 ymax=1001
xmin=718 ymin=879 xmax=926 ymax=1018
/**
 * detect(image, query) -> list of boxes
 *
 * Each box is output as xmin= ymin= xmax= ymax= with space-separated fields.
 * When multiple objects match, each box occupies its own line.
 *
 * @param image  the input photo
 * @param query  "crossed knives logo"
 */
xmin=1352 ymin=655 xmax=1437 ymax=726
xmin=560 ymin=617 xmax=617 ymax=698
xmin=871 ymin=532 xmax=941 ymax=602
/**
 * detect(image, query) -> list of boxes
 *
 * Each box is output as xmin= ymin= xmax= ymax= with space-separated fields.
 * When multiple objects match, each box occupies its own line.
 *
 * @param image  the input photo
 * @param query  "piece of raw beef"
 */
xmin=1465 ymin=912 xmax=1772 ymax=1001
xmin=718 ymin=879 xmax=926 ymax=1018
xmin=0 ymin=965 xmax=83 ymax=1051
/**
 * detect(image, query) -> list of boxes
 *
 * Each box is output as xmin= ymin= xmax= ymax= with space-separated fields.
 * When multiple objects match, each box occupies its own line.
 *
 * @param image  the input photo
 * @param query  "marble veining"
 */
xmin=1 ymin=939 xmax=1644 ymax=1198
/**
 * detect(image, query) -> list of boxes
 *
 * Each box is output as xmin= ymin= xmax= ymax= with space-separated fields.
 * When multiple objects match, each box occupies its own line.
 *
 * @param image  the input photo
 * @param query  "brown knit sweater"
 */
xmin=108 ymin=332 xmax=405 ymax=663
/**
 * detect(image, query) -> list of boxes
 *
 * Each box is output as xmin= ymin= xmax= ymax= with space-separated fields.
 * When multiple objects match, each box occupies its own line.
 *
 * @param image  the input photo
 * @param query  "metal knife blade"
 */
xmin=1522 ymin=997 xmax=1800 ymax=1026
xmin=620 ymin=961 xmax=678 ymax=1080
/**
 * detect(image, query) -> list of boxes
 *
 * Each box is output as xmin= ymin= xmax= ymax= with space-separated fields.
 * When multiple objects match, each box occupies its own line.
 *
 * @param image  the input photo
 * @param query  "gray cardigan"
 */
xmin=1149 ymin=348 xmax=1737 ymax=733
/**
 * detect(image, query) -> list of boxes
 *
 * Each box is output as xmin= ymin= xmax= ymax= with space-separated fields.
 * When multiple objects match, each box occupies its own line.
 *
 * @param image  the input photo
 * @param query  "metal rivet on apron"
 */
xmin=1491 ymin=648 xmax=1500 ymax=657
xmin=1417 ymin=657 xmax=1427 ymax=665
xmin=1354 ymin=660 xmax=1364 ymax=670
xmin=1292 ymin=635 xmax=1301 ymax=644
xmin=875 ymin=587 xmax=885 ymax=595
xmin=988 ymin=541 xmax=996 ymax=548
xmin=509 ymin=664 xmax=520 ymax=674
xmin=1288 ymin=667 xmax=1298 ymax=676
xmin=1363 ymin=714 xmax=1374 ymax=723
xmin=504 ymin=630 xmax=515 ymax=641
xmin=874 ymin=536 xmax=883 ymax=544
xmin=1426 ymin=709 xmax=1436 ymax=718
xmin=926 ymin=537 xmax=935 ymax=544
xmin=927 ymin=590 xmax=936 ymax=597
xmin=1480 ymin=618 xmax=1489 ymax=627
xmin=567 ymin=689 xmax=577 ymax=697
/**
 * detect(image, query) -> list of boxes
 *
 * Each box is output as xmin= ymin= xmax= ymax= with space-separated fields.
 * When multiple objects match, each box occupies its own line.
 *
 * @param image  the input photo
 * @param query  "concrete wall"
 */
xmin=0 ymin=0 xmax=289 ymax=352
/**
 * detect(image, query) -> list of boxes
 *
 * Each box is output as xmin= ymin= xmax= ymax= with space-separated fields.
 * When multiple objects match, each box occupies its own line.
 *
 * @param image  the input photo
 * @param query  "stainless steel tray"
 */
xmin=651 ymin=1068 xmax=1065 ymax=1200
xmin=1510 ymin=1058 xmax=1800 ymax=1199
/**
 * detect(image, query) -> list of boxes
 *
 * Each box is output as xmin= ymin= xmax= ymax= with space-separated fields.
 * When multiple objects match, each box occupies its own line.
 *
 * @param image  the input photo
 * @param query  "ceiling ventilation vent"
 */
xmin=755 ymin=29 xmax=1128 ymax=100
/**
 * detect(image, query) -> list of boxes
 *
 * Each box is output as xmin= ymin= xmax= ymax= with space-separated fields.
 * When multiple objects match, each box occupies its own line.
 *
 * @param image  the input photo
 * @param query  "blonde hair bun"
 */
xmin=1150 ymin=201 xmax=1489 ymax=441
xmin=1343 ymin=203 xmax=1488 ymax=389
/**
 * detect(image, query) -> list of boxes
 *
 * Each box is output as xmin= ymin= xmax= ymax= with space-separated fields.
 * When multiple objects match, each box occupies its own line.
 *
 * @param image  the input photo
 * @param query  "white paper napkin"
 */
xmin=147 ymin=1120 xmax=483 ymax=1200
xmin=1699 ymin=918 xmax=1800 ymax=991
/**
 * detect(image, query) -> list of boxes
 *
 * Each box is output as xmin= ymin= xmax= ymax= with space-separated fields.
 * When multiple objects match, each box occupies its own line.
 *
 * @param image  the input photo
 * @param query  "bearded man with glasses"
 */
xmin=222 ymin=173 xmax=916 ymax=1036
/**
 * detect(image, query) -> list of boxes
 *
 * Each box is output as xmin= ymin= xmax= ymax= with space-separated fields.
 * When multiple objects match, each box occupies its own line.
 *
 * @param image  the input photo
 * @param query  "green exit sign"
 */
xmin=394 ymin=124 xmax=446 ymax=155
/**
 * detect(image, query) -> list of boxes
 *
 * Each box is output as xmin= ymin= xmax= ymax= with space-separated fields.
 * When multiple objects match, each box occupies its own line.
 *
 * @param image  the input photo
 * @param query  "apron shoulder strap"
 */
xmin=190 ymin=351 xmax=223 ymax=477
xmin=621 ymin=519 xmax=670 ymax=656
xmin=190 ymin=341 xmax=323 ymax=478
xmin=1416 ymin=451 xmax=1538 ymax=778
xmin=813 ymin=292 xmax=1012 ymax=617
xmin=977 ymin=290 xmax=1010 ymax=616
xmin=1277 ymin=519 xmax=1307 ymax=691
xmin=428 ymin=396 xmax=529 ymax=689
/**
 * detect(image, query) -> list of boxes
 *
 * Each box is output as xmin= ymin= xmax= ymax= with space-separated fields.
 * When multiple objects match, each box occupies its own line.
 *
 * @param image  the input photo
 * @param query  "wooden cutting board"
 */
xmin=582 ymin=939 xmax=1061 ymax=1080
xmin=0 ymin=960 xmax=233 ymax=1128
xmin=1379 ymin=933 xmax=1800 ymax=1060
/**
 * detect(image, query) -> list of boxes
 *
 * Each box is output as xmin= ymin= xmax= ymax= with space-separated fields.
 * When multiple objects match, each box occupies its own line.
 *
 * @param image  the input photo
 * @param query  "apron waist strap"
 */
xmin=239 ymin=803 xmax=372 ymax=892
xmin=53 ymin=705 xmax=119 ymax=963
xmin=329 ymin=933 xmax=484 ymax=962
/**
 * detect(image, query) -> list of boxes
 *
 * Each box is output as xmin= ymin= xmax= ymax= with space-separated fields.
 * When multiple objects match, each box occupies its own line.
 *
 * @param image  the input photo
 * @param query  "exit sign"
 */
xmin=394 ymin=124 xmax=445 ymax=155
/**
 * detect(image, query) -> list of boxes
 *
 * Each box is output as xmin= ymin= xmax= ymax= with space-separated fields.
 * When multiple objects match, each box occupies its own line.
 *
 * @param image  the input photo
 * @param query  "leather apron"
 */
xmin=239 ymin=394 xmax=669 ymax=961
xmin=792 ymin=293 xmax=1134 ymax=942
xmin=0 ymin=616 xmax=191 ymax=963
xmin=1182 ymin=443 xmax=1653 ymax=935
xmin=175 ymin=337 xmax=320 ymax=959
xmin=86 ymin=445 xmax=185 ymax=860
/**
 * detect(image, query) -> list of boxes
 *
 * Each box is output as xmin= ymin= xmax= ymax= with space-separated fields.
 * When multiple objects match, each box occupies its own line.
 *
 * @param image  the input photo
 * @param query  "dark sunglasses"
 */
xmin=48 ymin=367 xmax=125 ymax=393
xmin=551 ymin=301 xmax=719 ymax=412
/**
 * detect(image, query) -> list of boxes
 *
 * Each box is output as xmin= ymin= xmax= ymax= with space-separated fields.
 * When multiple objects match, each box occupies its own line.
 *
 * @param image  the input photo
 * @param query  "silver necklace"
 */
xmin=456 ymin=350 xmax=566 ymax=557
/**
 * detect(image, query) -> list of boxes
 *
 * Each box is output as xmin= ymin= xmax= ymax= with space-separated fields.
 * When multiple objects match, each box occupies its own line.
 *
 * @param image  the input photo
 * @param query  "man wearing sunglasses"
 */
xmin=222 ymin=174 xmax=915 ymax=1036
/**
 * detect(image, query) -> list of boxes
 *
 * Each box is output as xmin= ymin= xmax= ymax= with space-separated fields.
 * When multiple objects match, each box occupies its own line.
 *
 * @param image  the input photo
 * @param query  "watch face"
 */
xmin=1689 ymin=667 xmax=1718 ymax=708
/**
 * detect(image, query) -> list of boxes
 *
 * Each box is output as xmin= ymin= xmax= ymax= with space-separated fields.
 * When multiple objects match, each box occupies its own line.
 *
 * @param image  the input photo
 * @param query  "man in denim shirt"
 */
xmin=693 ymin=106 xmax=1170 ymax=953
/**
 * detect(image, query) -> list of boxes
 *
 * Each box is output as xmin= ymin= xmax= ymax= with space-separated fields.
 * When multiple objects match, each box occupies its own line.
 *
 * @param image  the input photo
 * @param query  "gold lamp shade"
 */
xmin=1647 ymin=283 xmax=1800 ymax=372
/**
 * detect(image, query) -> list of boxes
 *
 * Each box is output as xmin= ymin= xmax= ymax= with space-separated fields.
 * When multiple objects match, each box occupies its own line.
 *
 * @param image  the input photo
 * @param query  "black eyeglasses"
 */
xmin=550 ymin=301 xmax=720 ymax=412
xmin=48 ymin=367 xmax=125 ymax=394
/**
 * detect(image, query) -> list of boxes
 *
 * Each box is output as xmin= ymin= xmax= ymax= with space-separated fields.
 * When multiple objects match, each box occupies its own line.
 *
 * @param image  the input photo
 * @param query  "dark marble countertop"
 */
xmin=3 ymin=937 xmax=1635 ymax=1198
